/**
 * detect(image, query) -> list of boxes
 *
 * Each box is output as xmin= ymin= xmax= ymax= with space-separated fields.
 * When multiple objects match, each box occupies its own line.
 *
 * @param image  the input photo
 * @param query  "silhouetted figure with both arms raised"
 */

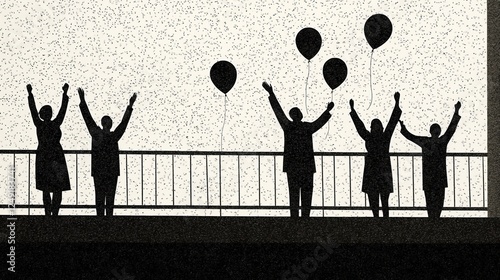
xmin=399 ymin=101 xmax=461 ymax=218
xmin=27 ymin=83 xmax=71 ymax=216
xmin=349 ymin=92 xmax=402 ymax=218
xmin=78 ymin=88 xmax=137 ymax=216
xmin=263 ymin=82 xmax=334 ymax=218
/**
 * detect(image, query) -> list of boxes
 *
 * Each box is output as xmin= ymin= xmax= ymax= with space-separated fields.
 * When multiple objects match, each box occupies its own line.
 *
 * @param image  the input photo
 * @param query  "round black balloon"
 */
xmin=296 ymin=28 xmax=322 ymax=60
xmin=210 ymin=61 xmax=237 ymax=94
xmin=364 ymin=14 xmax=392 ymax=50
xmin=323 ymin=58 xmax=348 ymax=90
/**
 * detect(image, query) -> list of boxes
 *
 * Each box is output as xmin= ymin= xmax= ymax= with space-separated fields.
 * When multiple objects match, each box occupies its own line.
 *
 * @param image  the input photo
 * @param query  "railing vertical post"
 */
xmin=28 ymin=154 xmax=30 ymax=216
xmin=333 ymin=156 xmax=336 ymax=207
xmin=219 ymin=154 xmax=222 ymax=217
xmin=453 ymin=156 xmax=456 ymax=207
xmin=206 ymin=155 xmax=209 ymax=206
xmin=349 ymin=156 xmax=351 ymax=207
xmin=258 ymin=155 xmax=261 ymax=207
xmin=412 ymin=156 xmax=415 ymax=207
xmin=468 ymin=156 xmax=471 ymax=207
xmin=321 ymin=155 xmax=324 ymax=217
xmin=126 ymin=154 xmax=129 ymax=206
xmin=274 ymin=155 xmax=277 ymax=207
xmin=76 ymin=154 xmax=78 ymax=206
xmin=482 ymin=156 xmax=485 ymax=208
xmin=155 ymin=154 xmax=157 ymax=206
xmin=397 ymin=156 xmax=400 ymax=207
xmin=238 ymin=155 xmax=240 ymax=207
xmin=190 ymin=155 xmax=192 ymax=206
xmin=141 ymin=154 xmax=144 ymax=206
xmin=172 ymin=155 xmax=175 ymax=206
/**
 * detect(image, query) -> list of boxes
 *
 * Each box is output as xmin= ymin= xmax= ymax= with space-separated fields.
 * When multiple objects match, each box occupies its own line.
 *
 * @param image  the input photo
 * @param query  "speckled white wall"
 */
xmin=0 ymin=0 xmax=486 ymax=152
xmin=0 ymin=0 xmax=487 ymax=217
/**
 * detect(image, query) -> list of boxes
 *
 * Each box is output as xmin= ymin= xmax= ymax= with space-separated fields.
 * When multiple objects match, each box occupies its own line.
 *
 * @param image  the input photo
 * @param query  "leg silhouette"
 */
xmin=300 ymin=174 xmax=314 ymax=218
xmin=287 ymin=173 xmax=300 ymax=219
xmin=105 ymin=177 xmax=118 ymax=216
xmin=52 ymin=191 xmax=62 ymax=216
xmin=381 ymin=193 xmax=390 ymax=218
xmin=368 ymin=192 xmax=380 ymax=217
xmin=43 ymin=191 xmax=51 ymax=216
xmin=94 ymin=177 xmax=106 ymax=216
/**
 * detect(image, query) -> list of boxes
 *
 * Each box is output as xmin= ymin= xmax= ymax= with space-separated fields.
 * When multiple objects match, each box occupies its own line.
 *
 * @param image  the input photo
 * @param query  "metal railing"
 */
xmin=0 ymin=150 xmax=488 ymax=216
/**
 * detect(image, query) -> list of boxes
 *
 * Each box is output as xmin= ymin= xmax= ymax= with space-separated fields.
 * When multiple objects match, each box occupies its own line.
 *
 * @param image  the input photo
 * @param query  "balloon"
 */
xmin=323 ymin=58 xmax=348 ymax=91
xmin=364 ymin=14 xmax=392 ymax=50
xmin=296 ymin=28 xmax=322 ymax=60
xmin=210 ymin=61 xmax=237 ymax=94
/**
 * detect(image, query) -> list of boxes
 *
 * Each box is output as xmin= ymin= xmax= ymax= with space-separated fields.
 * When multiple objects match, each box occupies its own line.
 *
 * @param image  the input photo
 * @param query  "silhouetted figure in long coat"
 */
xmin=349 ymin=92 xmax=402 ymax=217
xmin=27 ymin=83 xmax=71 ymax=216
xmin=78 ymin=88 xmax=137 ymax=216
xmin=399 ymin=101 xmax=461 ymax=218
xmin=263 ymin=82 xmax=333 ymax=218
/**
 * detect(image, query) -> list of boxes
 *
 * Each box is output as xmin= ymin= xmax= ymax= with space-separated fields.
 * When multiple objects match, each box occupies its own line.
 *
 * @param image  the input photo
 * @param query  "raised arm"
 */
xmin=442 ymin=101 xmax=461 ymax=143
xmin=53 ymin=83 xmax=69 ymax=126
xmin=26 ymin=84 xmax=42 ymax=127
xmin=113 ymin=93 xmax=136 ymax=141
xmin=263 ymin=82 xmax=290 ymax=130
xmin=349 ymin=99 xmax=370 ymax=140
xmin=383 ymin=92 xmax=402 ymax=137
xmin=78 ymin=88 xmax=99 ymax=136
xmin=310 ymin=102 xmax=334 ymax=133
xmin=399 ymin=121 xmax=426 ymax=147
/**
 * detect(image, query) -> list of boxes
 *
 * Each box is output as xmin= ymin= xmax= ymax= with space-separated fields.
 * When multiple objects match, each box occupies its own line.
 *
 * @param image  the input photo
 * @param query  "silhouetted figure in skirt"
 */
xmin=399 ymin=101 xmax=461 ymax=218
xmin=349 ymin=92 xmax=402 ymax=217
xmin=263 ymin=82 xmax=333 ymax=218
xmin=27 ymin=83 xmax=71 ymax=216
xmin=78 ymin=88 xmax=136 ymax=216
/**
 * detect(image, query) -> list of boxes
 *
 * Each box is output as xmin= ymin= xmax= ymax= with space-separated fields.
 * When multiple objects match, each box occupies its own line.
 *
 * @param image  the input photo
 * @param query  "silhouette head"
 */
xmin=101 ymin=116 xmax=113 ymax=131
xmin=371 ymin=119 xmax=383 ymax=135
xmin=39 ymin=105 xmax=52 ymax=121
xmin=430 ymin=123 xmax=441 ymax=138
xmin=289 ymin=107 xmax=303 ymax=122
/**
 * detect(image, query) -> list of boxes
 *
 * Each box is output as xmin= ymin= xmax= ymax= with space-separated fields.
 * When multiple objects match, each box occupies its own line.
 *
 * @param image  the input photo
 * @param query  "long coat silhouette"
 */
xmin=28 ymin=91 xmax=70 ymax=192
xmin=79 ymin=100 xmax=133 ymax=178
xmin=350 ymin=101 xmax=401 ymax=194
xmin=269 ymin=94 xmax=331 ymax=173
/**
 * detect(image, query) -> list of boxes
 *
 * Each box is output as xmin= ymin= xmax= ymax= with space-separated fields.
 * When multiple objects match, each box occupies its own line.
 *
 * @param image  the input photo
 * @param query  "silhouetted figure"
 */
xmin=78 ymin=88 xmax=137 ymax=216
xmin=27 ymin=83 xmax=71 ymax=216
xmin=399 ymin=102 xmax=461 ymax=218
xmin=349 ymin=92 xmax=402 ymax=217
xmin=263 ymin=82 xmax=333 ymax=218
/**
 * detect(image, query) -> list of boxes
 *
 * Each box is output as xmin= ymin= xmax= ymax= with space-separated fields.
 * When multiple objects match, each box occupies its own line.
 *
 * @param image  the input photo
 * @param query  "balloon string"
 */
xmin=305 ymin=60 xmax=311 ymax=114
xmin=325 ymin=89 xmax=334 ymax=139
xmin=220 ymin=95 xmax=227 ymax=151
xmin=368 ymin=49 xmax=374 ymax=109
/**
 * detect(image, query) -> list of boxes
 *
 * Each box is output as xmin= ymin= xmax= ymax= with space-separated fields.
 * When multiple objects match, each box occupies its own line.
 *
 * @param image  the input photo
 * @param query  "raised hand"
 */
xmin=26 ymin=84 xmax=32 ymax=94
xmin=262 ymin=82 xmax=273 ymax=95
xmin=77 ymin=88 xmax=85 ymax=100
xmin=327 ymin=102 xmax=334 ymax=111
xmin=130 ymin=93 xmax=137 ymax=106
xmin=62 ymin=83 xmax=69 ymax=94
xmin=394 ymin=92 xmax=400 ymax=102
xmin=455 ymin=101 xmax=461 ymax=112
xmin=349 ymin=99 xmax=354 ymax=110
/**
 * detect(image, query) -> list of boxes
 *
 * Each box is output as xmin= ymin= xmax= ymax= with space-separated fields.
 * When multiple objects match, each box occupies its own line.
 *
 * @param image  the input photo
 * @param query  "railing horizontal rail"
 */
xmin=0 ymin=150 xmax=488 ymax=157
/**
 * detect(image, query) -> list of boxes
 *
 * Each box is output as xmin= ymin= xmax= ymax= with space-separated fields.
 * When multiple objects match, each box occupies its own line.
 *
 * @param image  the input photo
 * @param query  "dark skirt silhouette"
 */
xmin=349 ymin=92 xmax=401 ymax=217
